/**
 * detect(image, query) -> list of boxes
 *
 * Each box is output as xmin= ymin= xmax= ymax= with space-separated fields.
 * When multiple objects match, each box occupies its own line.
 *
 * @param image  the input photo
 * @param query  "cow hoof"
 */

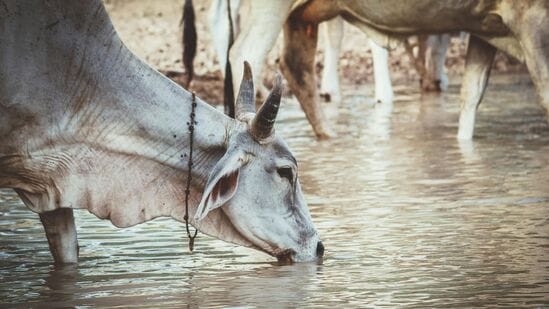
xmin=320 ymin=93 xmax=332 ymax=102
xmin=315 ymin=126 xmax=337 ymax=140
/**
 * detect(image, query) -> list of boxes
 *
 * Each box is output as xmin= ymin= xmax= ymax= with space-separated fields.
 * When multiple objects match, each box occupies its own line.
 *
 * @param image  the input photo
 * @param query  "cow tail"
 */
xmin=223 ymin=0 xmax=235 ymax=118
xmin=182 ymin=0 xmax=197 ymax=88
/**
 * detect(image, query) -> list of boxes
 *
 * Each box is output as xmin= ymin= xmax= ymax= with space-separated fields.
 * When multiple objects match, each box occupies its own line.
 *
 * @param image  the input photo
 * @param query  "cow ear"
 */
xmin=194 ymin=149 xmax=247 ymax=221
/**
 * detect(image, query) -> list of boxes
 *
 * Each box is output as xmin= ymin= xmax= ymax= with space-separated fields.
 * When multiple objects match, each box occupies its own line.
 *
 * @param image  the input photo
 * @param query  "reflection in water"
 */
xmin=1 ymin=75 xmax=548 ymax=307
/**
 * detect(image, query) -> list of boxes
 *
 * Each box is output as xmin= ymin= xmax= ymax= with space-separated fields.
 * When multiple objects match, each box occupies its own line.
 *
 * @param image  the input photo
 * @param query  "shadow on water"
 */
xmin=1 ymin=74 xmax=548 ymax=307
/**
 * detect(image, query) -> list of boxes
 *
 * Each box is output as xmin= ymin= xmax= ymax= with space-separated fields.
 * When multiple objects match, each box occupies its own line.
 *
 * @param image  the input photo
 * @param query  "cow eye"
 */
xmin=277 ymin=167 xmax=294 ymax=185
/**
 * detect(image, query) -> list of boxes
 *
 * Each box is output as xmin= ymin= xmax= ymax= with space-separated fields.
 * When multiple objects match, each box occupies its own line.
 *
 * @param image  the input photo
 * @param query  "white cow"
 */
xmin=227 ymin=0 xmax=549 ymax=140
xmin=0 ymin=0 xmax=323 ymax=264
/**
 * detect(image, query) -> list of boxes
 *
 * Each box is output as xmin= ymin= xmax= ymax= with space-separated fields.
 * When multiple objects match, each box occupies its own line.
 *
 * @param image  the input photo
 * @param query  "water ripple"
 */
xmin=1 ymin=74 xmax=548 ymax=307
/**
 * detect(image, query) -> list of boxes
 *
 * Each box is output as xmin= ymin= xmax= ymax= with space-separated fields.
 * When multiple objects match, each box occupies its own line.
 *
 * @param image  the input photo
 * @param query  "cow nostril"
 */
xmin=316 ymin=241 xmax=325 ymax=257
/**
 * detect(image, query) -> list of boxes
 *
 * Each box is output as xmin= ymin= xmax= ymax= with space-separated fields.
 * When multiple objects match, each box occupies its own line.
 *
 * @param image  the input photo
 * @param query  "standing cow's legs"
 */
xmin=229 ymin=0 xmax=293 ymax=99
xmin=405 ymin=35 xmax=442 ymax=92
xmin=320 ymin=17 xmax=343 ymax=103
xmin=457 ymin=36 xmax=496 ymax=140
xmin=280 ymin=16 xmax=336 ymax=139
xmin=40 ymin=208 xmax=79 ymax=264
xmin=427 ymin=34 xmax=450 ymax=91
xmin=370 ymin=39 xmax=394 ymax=104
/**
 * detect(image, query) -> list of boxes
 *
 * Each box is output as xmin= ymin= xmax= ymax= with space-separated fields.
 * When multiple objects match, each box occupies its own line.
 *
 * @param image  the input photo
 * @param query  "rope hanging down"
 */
xmin=184 ymin=92 xmax=199 ymax=251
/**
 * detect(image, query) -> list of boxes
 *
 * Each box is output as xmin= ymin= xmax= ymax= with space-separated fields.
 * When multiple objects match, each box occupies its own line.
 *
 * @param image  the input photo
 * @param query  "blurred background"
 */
xmin=104 ymin=0 xmax=526 ymax=104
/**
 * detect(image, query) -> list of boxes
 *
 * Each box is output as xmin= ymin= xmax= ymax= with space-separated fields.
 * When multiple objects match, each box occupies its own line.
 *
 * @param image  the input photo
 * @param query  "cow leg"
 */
xmin=516 ymin=10 xmax=549 ymax=119
xmin=280 ymin=16 xmax=336 ymax=139
xmin=404 ymin=35 xmax=437 ymax=92
xmin=457 ymin=36 xmax=496 ymax=140
xmin=208 ymin=0 xmax=241 ymax=74
xmin=229 ymin=0 xmax=293 ymax=100
xmin=40 ymin=208 xmax=79 ymax=264
xmin=427 ymin=34 xmax=450 ymax=91
xmin=320 ymin=17 xmax=343 ymax=103
xmin=370 ymin=39 xmax=394 ymax=104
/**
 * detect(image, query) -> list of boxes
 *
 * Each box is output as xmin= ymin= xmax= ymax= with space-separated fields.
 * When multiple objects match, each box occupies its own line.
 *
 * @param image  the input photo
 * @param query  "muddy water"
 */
xmin=1 ymin=75 xmax=548 ymax=307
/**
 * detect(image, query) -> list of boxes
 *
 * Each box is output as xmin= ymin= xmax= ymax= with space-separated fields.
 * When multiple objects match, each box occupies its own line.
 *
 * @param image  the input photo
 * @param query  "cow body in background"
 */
xmin=227 ymin=0 xmax=549 ymax=140
xmin=207 ymin=3 xmax=394 ymax=105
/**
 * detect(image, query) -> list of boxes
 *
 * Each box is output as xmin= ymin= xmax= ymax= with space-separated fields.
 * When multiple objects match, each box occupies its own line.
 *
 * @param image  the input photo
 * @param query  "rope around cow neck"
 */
xmin=184 ymin=92 xmax=199 ymax=251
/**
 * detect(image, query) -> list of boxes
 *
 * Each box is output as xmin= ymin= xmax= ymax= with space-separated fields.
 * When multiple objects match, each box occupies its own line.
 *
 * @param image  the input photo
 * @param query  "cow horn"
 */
xmin=235 ymin=61 xmax=255 ymax=120
xmin=251 ymin=74 xmax=282 ymax=141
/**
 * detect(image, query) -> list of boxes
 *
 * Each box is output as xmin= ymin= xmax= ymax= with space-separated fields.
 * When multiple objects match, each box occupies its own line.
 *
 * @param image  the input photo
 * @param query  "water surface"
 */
xmin=1 ymin=74 xmax=548 ymax=307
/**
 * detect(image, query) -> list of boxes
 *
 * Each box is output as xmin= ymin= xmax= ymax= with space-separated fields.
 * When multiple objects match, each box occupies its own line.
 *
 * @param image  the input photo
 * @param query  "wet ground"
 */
xmin=1 ymin=74 xmax=548 ymax=307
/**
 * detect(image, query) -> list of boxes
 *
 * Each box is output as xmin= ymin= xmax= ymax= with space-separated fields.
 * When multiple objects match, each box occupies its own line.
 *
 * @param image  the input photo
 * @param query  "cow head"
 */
xmin=194 ymin=62 xmax=323 ymax=263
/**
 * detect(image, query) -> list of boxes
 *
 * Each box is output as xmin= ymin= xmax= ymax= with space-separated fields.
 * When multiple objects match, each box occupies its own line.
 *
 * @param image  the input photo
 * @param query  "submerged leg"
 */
xmin=404 ymin=35 xmax=436 ymax=92
xmin=281 ymin=15 xmax=336 ymax=139
xmin=320 ymin=17 xmax=343 ymax=103
xmin=40 ymin=208 xmax=79 ymax=264
xmin=427 ymin=34 xmax=450 ymax=91
xmin=457 ymin=35 xmax=496 ymax=140
xmin=370 ymin=39 xmax=394 ymax=104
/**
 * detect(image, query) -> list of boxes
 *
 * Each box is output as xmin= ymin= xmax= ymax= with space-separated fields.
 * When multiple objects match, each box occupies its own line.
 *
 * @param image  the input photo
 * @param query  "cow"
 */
xmin=205 ymin=2 xmax=394 ymax=106
xmin=184 ymin=0 xmax=451 ymax=117
xmin=226 ymin=0 xmax=549 ymax=140
xmin=0 ymin=0 xmax=324 ymax=264
xmin=204 ymin=1 xmax=450 ymax=105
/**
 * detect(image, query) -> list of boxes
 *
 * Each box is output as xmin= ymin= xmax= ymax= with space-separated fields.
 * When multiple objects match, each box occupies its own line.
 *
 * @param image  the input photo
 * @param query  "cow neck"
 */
xmin=1 ymin=0 xmax=240 ymax=214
